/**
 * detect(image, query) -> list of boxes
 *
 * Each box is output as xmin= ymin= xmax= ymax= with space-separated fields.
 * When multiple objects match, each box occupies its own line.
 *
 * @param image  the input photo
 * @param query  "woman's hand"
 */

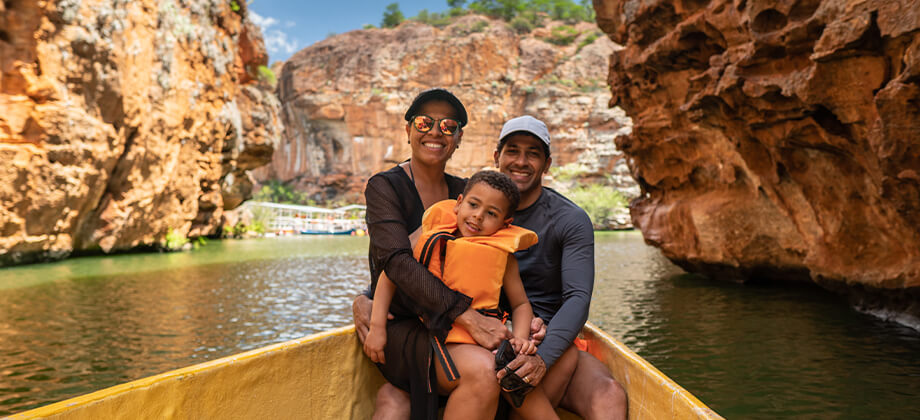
xmin=363 ymin=326 xmax=387 ymax=364
xmin=455 ymin=308 xmax=511 ymax=350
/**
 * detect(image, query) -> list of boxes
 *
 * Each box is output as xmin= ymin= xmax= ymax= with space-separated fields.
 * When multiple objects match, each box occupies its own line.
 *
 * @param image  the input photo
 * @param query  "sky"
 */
xmin=247 ymin=1 xmax=455 ymax=64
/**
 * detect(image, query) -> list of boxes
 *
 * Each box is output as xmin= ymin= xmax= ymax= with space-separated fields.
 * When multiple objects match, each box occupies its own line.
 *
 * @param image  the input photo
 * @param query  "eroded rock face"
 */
xmin=0 ymin=0 xmax=281 ymax=264
xmin=596 ymin=0 xmax=920 ymax=313
xmin=255 ymin=16 xmax=633 ymax=203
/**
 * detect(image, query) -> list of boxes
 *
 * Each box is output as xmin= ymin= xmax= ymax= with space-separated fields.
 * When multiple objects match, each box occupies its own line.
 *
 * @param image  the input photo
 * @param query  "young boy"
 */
xmin=364 ymin=170 xmax=560 ymax=418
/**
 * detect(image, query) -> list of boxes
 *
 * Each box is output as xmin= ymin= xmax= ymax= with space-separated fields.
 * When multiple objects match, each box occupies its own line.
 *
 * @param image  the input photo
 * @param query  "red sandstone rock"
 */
xmin=254 ymin=16 xmax=632 ymax=203
xmin=596 ymin=0 xmax=920 ymax=311
xmin=0 ymin=0 xmax=281 ymax=265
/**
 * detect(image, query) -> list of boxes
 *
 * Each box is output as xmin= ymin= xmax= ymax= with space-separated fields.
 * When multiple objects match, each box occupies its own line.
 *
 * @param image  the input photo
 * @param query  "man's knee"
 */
xmin=374 ymin=383 xmax=410 ymax=420
xmin=564 ymin=351 xmax=627 ymax=419
xmin=594 ymin=374 xmax=627 ymax=408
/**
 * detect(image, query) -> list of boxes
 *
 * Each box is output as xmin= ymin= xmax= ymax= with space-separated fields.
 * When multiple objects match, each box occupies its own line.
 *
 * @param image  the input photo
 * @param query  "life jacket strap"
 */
xmin=419 ymin=231 xmax=455 ymax=268
xmin=431 ymin=308 xmax=509 ymax=382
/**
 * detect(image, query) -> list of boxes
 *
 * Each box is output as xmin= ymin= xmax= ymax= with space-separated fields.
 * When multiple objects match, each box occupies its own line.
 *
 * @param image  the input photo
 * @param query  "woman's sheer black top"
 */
xmin=365 ymin=164 xmax=470 ymax=332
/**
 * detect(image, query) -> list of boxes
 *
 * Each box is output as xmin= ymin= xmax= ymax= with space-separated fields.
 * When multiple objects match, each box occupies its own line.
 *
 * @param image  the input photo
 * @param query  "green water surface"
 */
xmin=1 ymin=232 xmax=918 ymax=418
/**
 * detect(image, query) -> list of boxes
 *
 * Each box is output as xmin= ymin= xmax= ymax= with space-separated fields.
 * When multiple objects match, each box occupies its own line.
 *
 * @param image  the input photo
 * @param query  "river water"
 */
xmin=1 ymin=232 xmax=918 ymax=417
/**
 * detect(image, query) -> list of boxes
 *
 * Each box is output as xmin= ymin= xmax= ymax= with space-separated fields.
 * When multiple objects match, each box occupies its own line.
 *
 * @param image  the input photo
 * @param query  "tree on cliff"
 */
xmin=466 ymin=0 xmax=594 ymax=23
xmin=382 ymin=3 xmax=405 ymax=28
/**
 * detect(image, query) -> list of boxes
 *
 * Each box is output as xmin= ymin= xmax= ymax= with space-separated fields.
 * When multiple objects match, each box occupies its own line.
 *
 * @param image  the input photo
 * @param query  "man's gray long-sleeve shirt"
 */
xmin=511 ymin=187 xmax=594 ymax=369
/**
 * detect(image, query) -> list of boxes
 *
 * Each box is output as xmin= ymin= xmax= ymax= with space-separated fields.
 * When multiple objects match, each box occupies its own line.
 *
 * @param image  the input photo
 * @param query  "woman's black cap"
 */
xmin=404 ymin=88 xmax=468 ymax=127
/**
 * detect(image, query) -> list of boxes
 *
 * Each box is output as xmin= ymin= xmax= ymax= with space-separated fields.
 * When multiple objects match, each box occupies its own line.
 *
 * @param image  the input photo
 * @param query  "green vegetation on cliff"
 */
xmin=382 ymin=3 xmax=405 ymax=28
xmin=568 ymin=184 xmax=627 ymax=228
xmin=551 ymin=164 xmax=628 ymax=229
xmin=381 ymin=0 xmax=595 ymax=31
xmin=254 ymin=180 xmax=312 ymax=205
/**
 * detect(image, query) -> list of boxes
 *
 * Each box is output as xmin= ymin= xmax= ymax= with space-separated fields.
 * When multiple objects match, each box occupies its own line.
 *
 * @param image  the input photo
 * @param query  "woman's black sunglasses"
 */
xmin=410 ymin=115 xmax=461 ymax=136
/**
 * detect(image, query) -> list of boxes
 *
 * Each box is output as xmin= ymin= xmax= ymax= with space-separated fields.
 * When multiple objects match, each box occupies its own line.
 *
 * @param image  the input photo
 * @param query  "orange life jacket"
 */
xmin=413 ymin=199 xmax=538 ymax=344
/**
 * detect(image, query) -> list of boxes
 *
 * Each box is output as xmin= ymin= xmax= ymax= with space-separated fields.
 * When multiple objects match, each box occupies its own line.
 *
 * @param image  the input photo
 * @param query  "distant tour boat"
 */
xmin=10 ymin=323 xmax=722 ymax=419
xmin=299 ymin=228 xmax=356 ymax=235
xmin=244 ymin=202 xmax=367 ymax=238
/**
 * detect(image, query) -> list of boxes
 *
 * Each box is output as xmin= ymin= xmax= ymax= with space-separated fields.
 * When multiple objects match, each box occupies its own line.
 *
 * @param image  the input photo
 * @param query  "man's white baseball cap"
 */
xmin=498 ymin=115 xmax=550 ymax=146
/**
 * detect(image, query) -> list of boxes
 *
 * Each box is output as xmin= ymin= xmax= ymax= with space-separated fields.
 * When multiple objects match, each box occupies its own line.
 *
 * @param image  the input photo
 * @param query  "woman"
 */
xmin=353 ymin=88 xmax=511 ymax=420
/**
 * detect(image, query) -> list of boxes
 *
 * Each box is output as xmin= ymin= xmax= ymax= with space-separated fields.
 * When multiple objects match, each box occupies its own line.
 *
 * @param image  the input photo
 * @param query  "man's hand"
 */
xmin=496 ymin=353 xmax=547 ymax=387
xmin=455 ymin=308 xmax=511 ymax=349
xmin=352 ymin=295 xmax=392 ymax=343
xmin=530 ymin=317 xmax=546 ymax=345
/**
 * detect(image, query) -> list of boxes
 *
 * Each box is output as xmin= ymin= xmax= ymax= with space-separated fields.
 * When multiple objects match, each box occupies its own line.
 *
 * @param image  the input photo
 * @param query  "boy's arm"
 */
xmin=365 ymin=272 xmax=396 ymax=364
xmin=502 ymin=256 xmax=535 ymax=353
xmin=371 ymin=272 xmax=396 ymax=331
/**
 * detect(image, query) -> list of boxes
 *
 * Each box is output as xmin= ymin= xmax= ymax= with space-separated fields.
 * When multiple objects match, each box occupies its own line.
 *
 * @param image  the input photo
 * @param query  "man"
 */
xmin=491 ymin=115 xmax=627 ymax=419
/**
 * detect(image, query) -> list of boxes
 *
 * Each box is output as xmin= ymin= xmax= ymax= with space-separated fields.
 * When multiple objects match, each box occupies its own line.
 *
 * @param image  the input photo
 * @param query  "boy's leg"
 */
xmin=507 ymin=345 xmax=579 ymax=420
xmin=538 ymin=344 xmax=580 ymax=407
xmin=435 ymin=343 xmax=501 ymax=420
xmin=507 ymin=385 xmax=559 ymax=420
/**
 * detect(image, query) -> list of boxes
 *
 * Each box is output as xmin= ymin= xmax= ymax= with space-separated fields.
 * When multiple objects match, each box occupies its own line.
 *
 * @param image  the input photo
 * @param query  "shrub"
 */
xmin=510 ymin=15 xmax=533 ymax=33
xmin=547 ymin=24 xmax=579 ymax=45
xmin=164 ymin=228 xmax=189 ymax=251
xmin=453 ymin=19 xmax=490 ymax=36
xmin=254 ymin=180 xmax=309 ymax=205
xmin=538 ymin=74 xmax=576 ymax=88
xmin=567 ymin=184 xmax=627 ymax=228
xmin=250 ymin=220 xmax=266 ymax=234
xmin=471 ymin=20 xmax=489 ymax=33
xmin=577 ymin=31 xmax=600 ymax=52
xmin=461 ymin=0 xmax=593 ymax=23
xmin=257 ymin=65 xmax=276 ymax=85
xmin=381 ymin=3 xmax=404 ymax=28
xmin=412 ymin=9 xmax=452 ymax=28
xmin=550 ymin=163 xmax=589 ymax=181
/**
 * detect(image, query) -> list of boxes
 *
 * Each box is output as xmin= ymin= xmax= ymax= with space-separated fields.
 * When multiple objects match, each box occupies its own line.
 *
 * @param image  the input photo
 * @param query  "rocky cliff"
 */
xmin=596 ymin=0 xmax=920 ymax=318
xmin=255 ymin=16 xmax=633 ymax=205
xmin=0 ymin=0 xmax=282 ymax=265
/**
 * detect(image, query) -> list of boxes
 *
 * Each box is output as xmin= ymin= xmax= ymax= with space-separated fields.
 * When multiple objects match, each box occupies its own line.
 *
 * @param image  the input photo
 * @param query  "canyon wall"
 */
xmin=255 ymin=16 xmax=634 ymax=204
xmin=0 ymin=0 xmax=281 ymax=265
xmin=596 ymin=0 xmax=920 ymax=317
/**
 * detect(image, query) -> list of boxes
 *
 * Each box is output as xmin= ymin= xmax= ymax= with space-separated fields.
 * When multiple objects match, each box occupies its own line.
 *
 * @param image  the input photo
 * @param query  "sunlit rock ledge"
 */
xmin=256 ymin=15 xmax=636 ymax=205
xmin=596 ymin=0 xmax=920 ymax=321
xmin=0 ymin=0 xmax=282 ymax=266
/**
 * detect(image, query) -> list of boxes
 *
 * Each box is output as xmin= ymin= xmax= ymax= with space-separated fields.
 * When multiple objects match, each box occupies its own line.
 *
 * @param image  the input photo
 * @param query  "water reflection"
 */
xmin=591 ymin=231 xmax=920 ymax=419
xmin=0 ymin=237 xmax=370 ymax=414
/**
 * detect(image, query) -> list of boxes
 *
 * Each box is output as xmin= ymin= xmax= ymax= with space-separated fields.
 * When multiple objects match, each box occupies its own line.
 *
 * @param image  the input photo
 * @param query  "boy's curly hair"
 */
xmin=462 ymin=170 xmax=521 ymax=216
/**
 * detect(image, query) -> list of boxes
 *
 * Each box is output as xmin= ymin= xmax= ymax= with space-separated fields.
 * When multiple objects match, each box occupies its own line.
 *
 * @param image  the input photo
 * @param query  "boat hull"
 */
xmin=299 ymin=229 xmax=355 ymax=235
xmin=12 ymin=323 xmax=722 ymax=419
